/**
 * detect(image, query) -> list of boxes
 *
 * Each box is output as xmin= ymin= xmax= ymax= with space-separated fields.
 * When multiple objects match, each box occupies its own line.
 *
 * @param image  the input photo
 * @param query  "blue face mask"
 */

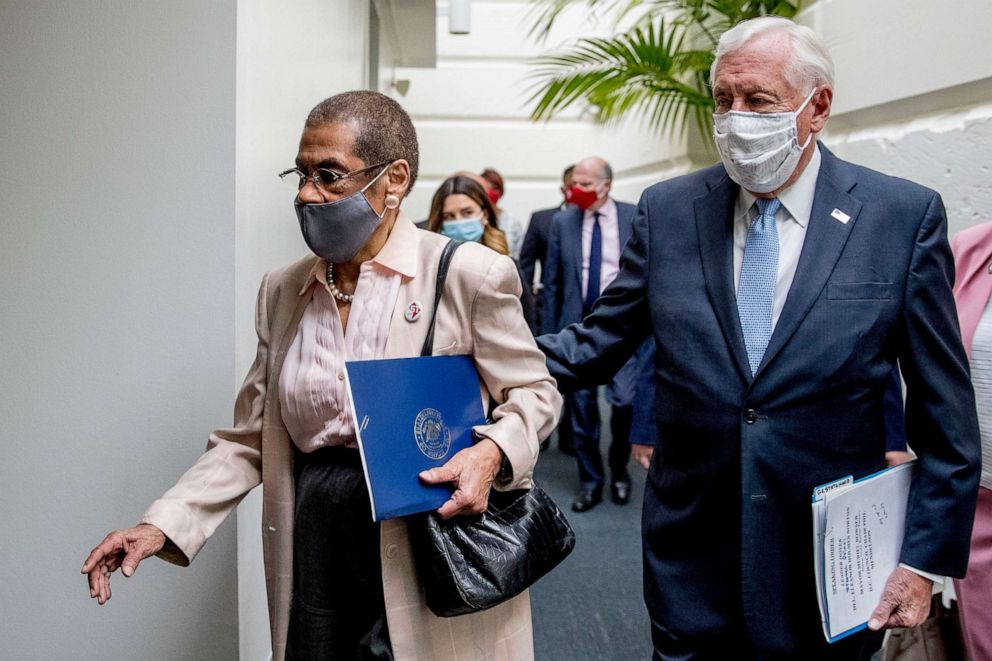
xmin=441 ymin=217 xmax=484 ymax=242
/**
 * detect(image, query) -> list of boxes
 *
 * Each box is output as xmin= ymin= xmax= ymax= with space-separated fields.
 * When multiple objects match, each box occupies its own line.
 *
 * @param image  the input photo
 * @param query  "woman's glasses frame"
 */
xmin=278 ymin=161 xmax=392 ymax=192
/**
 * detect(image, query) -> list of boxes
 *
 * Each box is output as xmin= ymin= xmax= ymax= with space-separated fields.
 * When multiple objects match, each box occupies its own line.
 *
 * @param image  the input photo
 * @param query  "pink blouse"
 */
xmin=279 ymin=259 xmax=402 ymax=452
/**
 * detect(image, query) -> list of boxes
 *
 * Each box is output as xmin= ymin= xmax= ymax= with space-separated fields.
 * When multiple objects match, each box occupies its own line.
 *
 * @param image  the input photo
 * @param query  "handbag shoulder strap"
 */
xmin=420 ymin=239 xmax=464 ymax=357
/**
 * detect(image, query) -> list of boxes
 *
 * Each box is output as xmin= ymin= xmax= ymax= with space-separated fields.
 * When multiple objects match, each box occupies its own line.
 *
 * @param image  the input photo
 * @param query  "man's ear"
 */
xmin=809 ymin=86 xmax=833 ymax=134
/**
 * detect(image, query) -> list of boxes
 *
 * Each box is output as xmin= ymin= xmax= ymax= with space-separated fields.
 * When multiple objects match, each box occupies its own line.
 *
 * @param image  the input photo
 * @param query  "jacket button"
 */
xmin=744 ymin=409 xmax=757 ymax=424
xmin=385 ymin=544 xmax=399 ymax=559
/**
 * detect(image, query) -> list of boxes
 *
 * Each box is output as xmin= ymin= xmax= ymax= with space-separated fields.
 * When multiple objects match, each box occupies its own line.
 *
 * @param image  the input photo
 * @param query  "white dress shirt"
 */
xmin=581 ymin=197 xmax=621 ymax=300
xmin=733 ymin=146 xmax=821 ymax=330
xmin=970 ymin=296 xmax=992 ymax=490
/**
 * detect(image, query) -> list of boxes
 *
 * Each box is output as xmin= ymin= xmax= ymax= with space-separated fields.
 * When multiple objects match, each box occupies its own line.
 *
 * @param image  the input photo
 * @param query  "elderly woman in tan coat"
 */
xmin=81 ymin=90 xmax=561 ymax=661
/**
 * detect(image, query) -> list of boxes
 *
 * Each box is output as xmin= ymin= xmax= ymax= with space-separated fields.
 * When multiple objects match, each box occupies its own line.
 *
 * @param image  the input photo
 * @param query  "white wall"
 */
xmin=234 ymin=1 xmax=373 ymax=659
xmin=0 ymin=2 xmax=238 ymax=659
xmin=802 ymin=0 xmax=992 ymax=236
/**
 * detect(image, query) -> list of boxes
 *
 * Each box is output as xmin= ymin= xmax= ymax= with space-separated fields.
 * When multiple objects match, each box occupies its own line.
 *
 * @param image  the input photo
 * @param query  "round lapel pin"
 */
xmin=405 ymin=300 xmax=424 ymax=322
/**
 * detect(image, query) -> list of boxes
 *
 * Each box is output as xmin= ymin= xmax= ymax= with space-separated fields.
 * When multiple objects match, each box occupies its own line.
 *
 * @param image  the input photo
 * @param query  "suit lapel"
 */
xmin=618 ymin=203 xmax=633 ymax=249
xmin=385 ymin=274 xmax=430 ymax=359
xmin=694 ymin=173 xmax=752 ymax=382
xmin=566 ymin=207 xmax=585 ymax=290
xmin=385 ymin=225 xmax=429 ymax=359
xmin=756 ymin=149 xmax=862 ymax=377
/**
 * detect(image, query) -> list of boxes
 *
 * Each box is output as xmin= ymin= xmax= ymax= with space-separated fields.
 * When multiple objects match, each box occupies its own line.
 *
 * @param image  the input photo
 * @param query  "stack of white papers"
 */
xmin=811 ymin=461 xmax=916 ymax=642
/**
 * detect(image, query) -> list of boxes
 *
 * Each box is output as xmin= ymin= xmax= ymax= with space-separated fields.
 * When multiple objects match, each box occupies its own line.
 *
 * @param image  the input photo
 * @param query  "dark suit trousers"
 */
xmin=650 ymin=618 xmax=883 ymax=661
xmin=568 ymin=387 xmax=632 ymax=491
xmin=287 ymin=447 xmax=393 ymax=661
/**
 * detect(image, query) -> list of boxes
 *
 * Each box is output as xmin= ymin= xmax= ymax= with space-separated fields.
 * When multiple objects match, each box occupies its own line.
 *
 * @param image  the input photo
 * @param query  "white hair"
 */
xmin=711 ymin=16 xmax=835 ymax=92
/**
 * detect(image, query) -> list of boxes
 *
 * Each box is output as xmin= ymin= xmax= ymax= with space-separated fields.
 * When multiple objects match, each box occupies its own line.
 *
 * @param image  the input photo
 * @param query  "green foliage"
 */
xmin=527 ymin=0 xmax=801 ymax=141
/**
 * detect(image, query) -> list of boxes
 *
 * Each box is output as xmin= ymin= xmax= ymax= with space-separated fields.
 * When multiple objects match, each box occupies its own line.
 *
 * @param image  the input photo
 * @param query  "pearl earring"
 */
xmin=384 ymin=194 xmax=401 ymax=210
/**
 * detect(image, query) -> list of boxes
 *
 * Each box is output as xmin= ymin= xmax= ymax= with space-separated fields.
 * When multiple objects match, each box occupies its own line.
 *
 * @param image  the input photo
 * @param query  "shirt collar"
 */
xmin=298 ymin=211 xmax=420 ymax=295
xmin=585 ymin=197 xmax=616 ymax=220
xmin=736 ymin=144 xmax=822 ymax=228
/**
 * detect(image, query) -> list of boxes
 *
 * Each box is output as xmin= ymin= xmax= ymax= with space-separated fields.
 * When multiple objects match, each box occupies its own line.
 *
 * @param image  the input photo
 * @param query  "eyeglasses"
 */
xmin=278 ymin=161 xmax=392 ymax=192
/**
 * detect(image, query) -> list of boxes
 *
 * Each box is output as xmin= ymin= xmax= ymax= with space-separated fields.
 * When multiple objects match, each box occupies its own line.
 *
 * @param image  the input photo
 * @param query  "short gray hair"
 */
xmin=711 ymin=17 xmax=835 ymax=93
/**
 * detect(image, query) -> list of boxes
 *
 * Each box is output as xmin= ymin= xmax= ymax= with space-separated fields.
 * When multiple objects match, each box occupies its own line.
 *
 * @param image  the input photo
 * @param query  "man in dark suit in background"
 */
xmin=520 ymin=164 xmax=576 ymax=323
xmin=542 ymin=156 xmax=654 ymax=512
xmin=538 ymin=17 xmax=980 ymax=659
xmin=521 ymin=165 xmax=576 ymax=453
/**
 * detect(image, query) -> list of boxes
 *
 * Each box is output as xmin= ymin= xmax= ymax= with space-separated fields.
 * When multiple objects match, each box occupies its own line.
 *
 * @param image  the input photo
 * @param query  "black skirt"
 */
xmin=286 ymin=446 xmax=393 ymax=661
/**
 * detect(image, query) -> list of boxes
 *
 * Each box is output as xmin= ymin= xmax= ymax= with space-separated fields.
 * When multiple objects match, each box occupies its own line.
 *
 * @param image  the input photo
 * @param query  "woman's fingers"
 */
xmin=419 ymin=464 xmax=459 ymax=485
xmin=97 ymin=567 xmax=108 ymax=605
xmin=85 ymin=524 xmax=168 ymax=601
xmin=82 ymin=531 xmax=126 ymax=573
xmin=121 ymin=545 xmax=149 ymax=578
xmin=424 ymin=442 xmax=503 ymax=518
xmin=88 ymin=566 xmax=100 ymax=598
xmin=83 ymin=530 xmax=129 ymax=603
xmin=437 ymin=468 xmax=492 ymax=518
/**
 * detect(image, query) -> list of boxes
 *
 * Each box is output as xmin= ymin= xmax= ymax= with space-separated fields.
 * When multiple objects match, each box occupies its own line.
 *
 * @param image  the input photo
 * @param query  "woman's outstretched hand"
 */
xmin=419 ymin=438 xmax=504 ymax=519
xmin=81 ymin=523 xmax=166 ymax=605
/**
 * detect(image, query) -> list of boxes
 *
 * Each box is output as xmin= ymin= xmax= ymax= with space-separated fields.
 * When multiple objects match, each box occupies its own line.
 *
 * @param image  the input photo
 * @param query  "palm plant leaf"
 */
xmin=526 ymin=0 xmax=803 ymax=143
xmin=528 ymin=19 xmax=714 ymax=138
xmin=527 ymin=0 xmax=799 ymax=41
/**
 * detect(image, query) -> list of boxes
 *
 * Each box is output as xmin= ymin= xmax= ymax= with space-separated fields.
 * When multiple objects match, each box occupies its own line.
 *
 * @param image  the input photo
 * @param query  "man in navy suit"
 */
xmin=521 ymin=165 xmax=576 ymax=453
xmin=542 ymin=156 xmax=655 ymax=512
xmin=538 ymin=17 xmax=980 ymax=658
xmin=520 ymin=164 xmax=575 ymax=310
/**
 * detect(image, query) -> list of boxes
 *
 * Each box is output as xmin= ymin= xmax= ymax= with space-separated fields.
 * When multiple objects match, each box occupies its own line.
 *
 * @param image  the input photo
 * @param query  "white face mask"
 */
xmin=712 ymin=88 xmax=817 ymax=194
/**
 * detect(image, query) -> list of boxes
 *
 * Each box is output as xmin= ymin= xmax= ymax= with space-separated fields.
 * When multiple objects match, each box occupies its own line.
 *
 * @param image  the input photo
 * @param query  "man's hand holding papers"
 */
xmin=867 ymin=566 xmax=932 ymax=631
xmin=812 ymin=460 xmax=931 ymax=641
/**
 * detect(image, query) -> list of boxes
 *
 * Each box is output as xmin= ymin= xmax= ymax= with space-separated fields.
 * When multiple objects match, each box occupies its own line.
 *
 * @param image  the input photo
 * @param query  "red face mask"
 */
xmin=486 ymin=187 xmax=502 ymax=205
xmin=568 ymin=185 xmax=599 ymax=211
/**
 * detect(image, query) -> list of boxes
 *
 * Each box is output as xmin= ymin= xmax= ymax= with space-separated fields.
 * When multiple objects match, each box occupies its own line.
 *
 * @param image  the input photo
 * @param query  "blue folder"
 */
xmin=344 ymin=355 xmax=486 ymax=521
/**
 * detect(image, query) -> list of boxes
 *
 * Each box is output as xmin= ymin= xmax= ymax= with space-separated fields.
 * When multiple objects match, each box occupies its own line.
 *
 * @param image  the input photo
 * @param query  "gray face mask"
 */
xmin=295 ymin=164 xmax=390 ymax=264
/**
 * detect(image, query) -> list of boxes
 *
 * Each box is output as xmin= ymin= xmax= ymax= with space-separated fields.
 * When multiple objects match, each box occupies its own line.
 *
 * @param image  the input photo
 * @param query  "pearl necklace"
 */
xmin=325 ymin=262 xmax=354 ymax=303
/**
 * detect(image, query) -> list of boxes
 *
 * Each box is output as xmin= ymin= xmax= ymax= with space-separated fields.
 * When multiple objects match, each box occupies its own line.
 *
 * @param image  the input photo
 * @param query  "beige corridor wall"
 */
xmin=0 ymin=2 xmax=239 ymax=659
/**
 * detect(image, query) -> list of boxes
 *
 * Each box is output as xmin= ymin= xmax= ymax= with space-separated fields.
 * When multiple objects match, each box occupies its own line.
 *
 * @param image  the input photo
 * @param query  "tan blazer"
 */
xmin=141 ymin=214 xmax=562 ymax=661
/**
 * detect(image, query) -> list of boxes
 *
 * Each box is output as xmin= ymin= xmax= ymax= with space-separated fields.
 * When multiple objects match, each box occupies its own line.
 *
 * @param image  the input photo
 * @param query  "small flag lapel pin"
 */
xmin=830 ymin=208 xmax=851 ymax=224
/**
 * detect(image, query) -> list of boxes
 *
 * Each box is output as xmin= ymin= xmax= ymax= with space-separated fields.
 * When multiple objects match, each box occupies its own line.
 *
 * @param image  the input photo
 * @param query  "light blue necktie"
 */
xmin=737 ymin=197 xmax=782 ymax=376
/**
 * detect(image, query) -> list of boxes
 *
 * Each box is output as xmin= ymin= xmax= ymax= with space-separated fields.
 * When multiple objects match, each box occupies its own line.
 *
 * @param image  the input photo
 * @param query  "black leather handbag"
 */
xmin=408 ymin=239 xmax=576 ymax=617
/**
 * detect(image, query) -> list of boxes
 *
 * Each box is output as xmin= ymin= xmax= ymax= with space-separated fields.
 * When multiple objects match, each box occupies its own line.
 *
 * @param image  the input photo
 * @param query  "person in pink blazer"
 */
xmin=81 ymin=91 xmax=562 ymax=661
xmin=951 ymin=221 xmax=992 ymax=660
